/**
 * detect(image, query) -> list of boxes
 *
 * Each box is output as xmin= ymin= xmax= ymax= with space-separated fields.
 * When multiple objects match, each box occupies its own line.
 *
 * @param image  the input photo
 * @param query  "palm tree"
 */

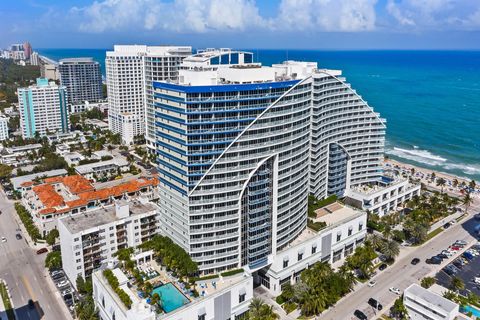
xmin=443 ymin=290 xmax=457 ymax=301
xmin=380 ymin=239 xmax=400 ymax=262
xmin=450 ymin=277 xmax=465 ymax=292
xmin=338 ymin=265 xmax=356 ymax=291
xmin=382 ymin=224 xmax=393 ymax=240
xmin=369 ymin=234 xmax=384 ymax=250
xmin=452 ymin=178 xmax=459 ymax=188
xmin=248 ymin=298 xmax=278 ymax=320
xmin=436 ymin=177 xmax=446 ymax=193
xmin=462 ymin=191 xmax=473 ymax=214
xmin=469 ymin=179 xmax=477 ymax=191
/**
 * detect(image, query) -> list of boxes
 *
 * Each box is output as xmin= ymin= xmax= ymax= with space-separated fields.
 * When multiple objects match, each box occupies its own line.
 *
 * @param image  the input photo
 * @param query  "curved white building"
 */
xmin=154 ymin=51 xmax=385 ymax=275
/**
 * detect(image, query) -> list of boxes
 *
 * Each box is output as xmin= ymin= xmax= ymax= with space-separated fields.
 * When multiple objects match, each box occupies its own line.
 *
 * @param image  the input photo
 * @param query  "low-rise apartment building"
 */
xmin=74 ymin=157 xmax=129 ymax=181
xmin=404 ymin=284 xmax=459 ymax=320
xmin=0 ymin=116 xmax=9 ymax=141
xmin=0 ymin=143 xmax=42 ymax=166
xmin=345 ymin=175 xmax=421 ymax=216
xmin=59 ymin=200 xmax=159 ymax=285
xmin=21 ymin=175 xmax=159 ymax=235
xmin=92 ymin=267 xmax=252 ymax=320
xmin=260 ymin=202 xmax=367 ymax=296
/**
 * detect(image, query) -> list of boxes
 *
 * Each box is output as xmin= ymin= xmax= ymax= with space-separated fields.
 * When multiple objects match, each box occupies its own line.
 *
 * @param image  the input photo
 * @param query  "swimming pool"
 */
xmin=462 ymin=305 xmax=480 ymax=317
xmin=152 ymin=283 xmax=190 ymax=313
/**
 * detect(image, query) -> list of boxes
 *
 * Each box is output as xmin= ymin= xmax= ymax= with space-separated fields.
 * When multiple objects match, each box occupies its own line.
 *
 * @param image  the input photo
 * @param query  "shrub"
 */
xmin=103 ymin=269 xmax=132 ymax=309
xmin=276 ymin=295 xmax=285 ymax=305
xmin=307 ymin=219 xmax=327 ymax=232
xmin=220 ymin=269 xmax=244 ymax=277
xmin=14 ymin=203 xmax=42 ymax=241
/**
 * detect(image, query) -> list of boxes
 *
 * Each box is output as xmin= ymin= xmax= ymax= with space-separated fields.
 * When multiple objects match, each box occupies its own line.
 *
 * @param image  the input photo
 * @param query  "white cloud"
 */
xmin=385 ymin=0 xmax=480 ymax=30
xmin=277 ymin=0 xmax=377 ymax=32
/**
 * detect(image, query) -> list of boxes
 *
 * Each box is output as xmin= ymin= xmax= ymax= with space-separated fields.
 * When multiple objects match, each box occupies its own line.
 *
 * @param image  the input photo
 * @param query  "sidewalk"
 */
xmin=0 ymin=279 xmax=17 ymax=320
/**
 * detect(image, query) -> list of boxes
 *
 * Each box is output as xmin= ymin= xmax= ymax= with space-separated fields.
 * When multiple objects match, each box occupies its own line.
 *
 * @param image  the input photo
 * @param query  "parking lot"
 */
xmin=435 ymin=242 xmax=480 ymax=294
xmin=49 ymin=268 xmax=79 ymax=316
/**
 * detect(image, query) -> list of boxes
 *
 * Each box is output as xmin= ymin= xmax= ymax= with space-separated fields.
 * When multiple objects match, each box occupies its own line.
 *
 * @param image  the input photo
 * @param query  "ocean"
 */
xmin=38 ymin=48 xmax=480 ymax=181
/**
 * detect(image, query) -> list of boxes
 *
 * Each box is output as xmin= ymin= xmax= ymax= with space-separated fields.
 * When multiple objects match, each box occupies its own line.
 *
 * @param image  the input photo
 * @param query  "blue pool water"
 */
xmin=152 ymin=283 xmax=189 ymax=313
xmin=462 ymin=305 xmax=480 ymax=317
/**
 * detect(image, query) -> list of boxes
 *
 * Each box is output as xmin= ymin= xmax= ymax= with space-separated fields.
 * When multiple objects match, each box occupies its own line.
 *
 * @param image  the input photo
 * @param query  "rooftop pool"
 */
xmin=462 ymin=305 xmax=480 ymax=317
xmin=152 ymin=282 xmax=190 ymax=313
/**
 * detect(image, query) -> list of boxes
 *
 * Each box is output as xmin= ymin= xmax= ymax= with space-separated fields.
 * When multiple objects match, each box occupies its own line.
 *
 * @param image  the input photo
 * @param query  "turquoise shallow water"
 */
xmin=152 ymin=283 xmax=189 ymax=313
xmin=38 ymin=49 xmax=480 ymax=181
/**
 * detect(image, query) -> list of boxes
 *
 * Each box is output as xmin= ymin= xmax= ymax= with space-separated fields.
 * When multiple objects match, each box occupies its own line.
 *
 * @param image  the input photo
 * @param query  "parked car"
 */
xmin=1 ymin=237 xmax=6 ymax=243
xmin=437 ymin=253 xmax=448 ymax=259
xmin=389 ymin=287 xmax=401 ymax=295
xmin=441 ymin=250 xmax=453 ymax=257
xmin=368 ymin=280 xmax=377 ymax=287
xmin=15 ymin=233 xmax=22 ymax=240
xmin=56 ymin=280 xmax=69 ymax=288
xmin=453 ymin=260 xmax=464 ymax=269
xmin=449 ymin=246 xmax=461 ymax=251
xmin=36 ymin=248 xmax=48 ymax=254
xmin=455 ymin=240 xmax=467 ymax=246
xmin=426 ymin=257 xmax=442 ymax=264
xmin=379 ymin=263 xmax=388 ymax=271
xmin=443 ymin=267 xmax=455 ymax=276
xmin=411 ymin=258 xmax=420 ymax=265
xmin=368 ymin=298 xmax=383 ymax=310
xmin=463 ymin=252 xmax=474 ymax=260
xmin=354 ymin=309 xmax=368 ymax=320
xmin=61 ymin=288 xmax=72 ymax=296
xmin=443 ymin=222 xmax=451 ymax=229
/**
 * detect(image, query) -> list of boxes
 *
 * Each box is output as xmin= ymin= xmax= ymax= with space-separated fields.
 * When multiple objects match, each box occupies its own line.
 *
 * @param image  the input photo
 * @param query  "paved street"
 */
xmin=0 ymin=191 xmax=71 ymax=320
xmin=320 ymin=200 xmax=480 ymax=320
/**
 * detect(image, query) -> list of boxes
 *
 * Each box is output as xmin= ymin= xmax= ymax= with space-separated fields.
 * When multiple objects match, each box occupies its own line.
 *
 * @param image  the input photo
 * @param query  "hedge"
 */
xmin=14 ymin=203 xmax=42 ymax=241
xmin=103 ymin=269 xmax=132 ymax=309
xmin=0 ymin=281 xmax=15 ymax=320
xmin=220 ymin=269 xmax=244 ymax=277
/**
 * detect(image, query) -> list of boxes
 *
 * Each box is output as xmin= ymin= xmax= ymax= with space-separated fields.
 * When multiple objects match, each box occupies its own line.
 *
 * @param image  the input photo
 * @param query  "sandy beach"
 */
xmin=384 ymin=158 xmax=479 ymax=198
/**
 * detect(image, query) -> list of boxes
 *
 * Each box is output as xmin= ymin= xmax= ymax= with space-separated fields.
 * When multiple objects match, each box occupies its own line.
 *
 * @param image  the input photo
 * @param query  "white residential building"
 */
xmin=155 ymin=54 xmax=385 ymax=275
xmin=70 ymin=100 xmax=108 ymax=114
xmin=74 ymin=157 xmax=129 ymax=180
xmin=0 ymin=116 xmax=9 ymax=141
xmin=92 ymin=267 xmax=252 ymax=320
xmin=105 ymin=45 xmax=192 ymax=145
xmin=17 ymin=78 xmax=69 ymax=138
xmin=345 ymin=173 xmax=421 ymax=216
xmin=262 ymin=203 xmax=367 ymax=295
xmin=0 ymin=143 xmax=42 ymax=166
xmin=58 ymin=58 xmax=103 ymax=104
xmin=59 ymin=201 xmax=159 ymax=285
xmin=404 ymin=284 xmax=459 ymax=320
xmin=30 ymin=52 xmax=39 ymax=66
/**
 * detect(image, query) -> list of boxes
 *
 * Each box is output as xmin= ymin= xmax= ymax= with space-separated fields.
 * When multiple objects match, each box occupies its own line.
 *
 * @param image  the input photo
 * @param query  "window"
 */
xmin=75 ymin=252 xmax=80 ymax=256
xmin=74 ymin=237 xmax=79 ymax=242
xmin=283 ymin=259 xmax=289 ymax=268
xmin=77 ymin=266 xmax=82 ymax=270
xmin=359 ymin=223 xmax=363 ymax=231
xmin=337 ymin=233 xmax=341 ymax=242
xmin=198 ymin=315 xmax=206 ymax=320
xmin=109 ymin=226 xmax=114 ymax=230
xmin=312 ymin=246 xmax=317 ymax=254
xmin=239 ymin=293 xmax=246 ymax=303
xmin=348 ymin=227 xmax=353 ymax=236
xmin=76 ymin=259 xmax=81 ymax=263
xmin=298 ymin=252 xmax=303 ymax=261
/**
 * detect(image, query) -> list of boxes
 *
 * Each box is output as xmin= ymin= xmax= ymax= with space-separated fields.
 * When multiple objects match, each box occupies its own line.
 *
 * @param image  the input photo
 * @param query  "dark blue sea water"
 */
xmin=38 ymin=48 xmax=480 ymax=181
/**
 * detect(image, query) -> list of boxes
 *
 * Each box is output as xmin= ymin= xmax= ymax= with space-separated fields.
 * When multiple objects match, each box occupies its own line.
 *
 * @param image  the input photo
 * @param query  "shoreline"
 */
xmin=384 ymin=158 xmax=479 ymax=197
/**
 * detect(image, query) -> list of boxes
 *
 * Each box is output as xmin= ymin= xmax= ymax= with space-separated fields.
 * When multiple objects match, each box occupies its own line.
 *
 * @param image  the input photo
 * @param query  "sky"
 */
xmin=2 ymin=0 xmax=480 ymax=50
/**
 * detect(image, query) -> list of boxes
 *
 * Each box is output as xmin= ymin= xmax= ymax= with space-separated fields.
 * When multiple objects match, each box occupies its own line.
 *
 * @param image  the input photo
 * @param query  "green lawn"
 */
xmin=426 ymin=227 xmax=444 ymax=241
xmin=0 ymin=281 xmax=16 ymax=320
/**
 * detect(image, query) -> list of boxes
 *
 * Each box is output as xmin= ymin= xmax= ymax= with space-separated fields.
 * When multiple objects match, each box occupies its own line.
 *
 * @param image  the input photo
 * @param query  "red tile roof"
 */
xmin=31 ymin=175 xmax=158 ymax=215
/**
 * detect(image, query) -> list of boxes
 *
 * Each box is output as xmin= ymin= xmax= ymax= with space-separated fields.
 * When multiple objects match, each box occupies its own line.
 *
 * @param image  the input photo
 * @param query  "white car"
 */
xmin=442 ymin=250 xmax=453 ymax=257
xmin=389 ymin=287 xmax=401 ymax=295
xmin=56 ymin=280 xmax=68 ymax=288
xmin=1 ymin=237 xmax=6 ymax=243
xmin=368 ymin=280 xmax=377 ymax=287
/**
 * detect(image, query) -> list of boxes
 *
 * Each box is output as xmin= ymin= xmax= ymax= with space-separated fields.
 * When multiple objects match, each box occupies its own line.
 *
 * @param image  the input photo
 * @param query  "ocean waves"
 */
xmin=386 ymin=146 xmax=480 ymax=177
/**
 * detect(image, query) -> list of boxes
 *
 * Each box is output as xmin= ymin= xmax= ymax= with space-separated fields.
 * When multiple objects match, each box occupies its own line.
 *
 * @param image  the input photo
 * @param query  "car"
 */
xmin=426 ymin=257 xmax=442 ymax=264
xmin=51 ymin=272 xmax=64 ymax=280
xmin=368 ymin=280 xmax=377 ymax=287
xmin=56 ymin=280 xmax=69 ymax=288
xmin=36 ymin=248 xmax=48 ymax=254
xmin=443 ymin=222 xmax=451 ymax=229
xmin=453 ymin=260 xmax=464 ymax=269
xmin=411 ymin=258 xmax=420 ymax=265
xmin=443 ymin=267 xmax=455 ymax=276
xmin=455 ymin=240 xmax=467 ymax=245
xmin=441 ymin=250 xmax=453 ymax=257
xmin=15 ymin=233 xmax=22 ymax=240
xmin=354 ymin=309 xmax=368 ymax=320
xmin=437 ymin=253 xmax=448 ymax=259
xmin=379 ymin=263 xmax=388 ymax=271
xmin=450 ymin=219 xmax=457 ymax=225
xmin=63 ymin=293 xmax=73 ymax=301
xmin=368 ymin=298 xmax=383 ymax=310
xmin=61 ymin=288 xmax=72 ymax=296
xmin=1 ymin=237 xmax=6 ymax=243
xmin=50 ymin=270 xmax=63 ymax=277
xmin=27 ymin=299 xmax=35 ymax=309
xmin=463 ymin=252 xmax=474 ymax=260
xmin=449 ymin=246 xmax=461 ymax=251
xmin=389 ymin=287 xmax=401 ymax=295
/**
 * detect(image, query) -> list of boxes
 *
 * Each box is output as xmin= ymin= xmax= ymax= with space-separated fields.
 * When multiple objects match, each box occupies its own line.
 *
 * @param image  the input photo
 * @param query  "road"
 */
xmin=320 ymin=200 xmax=480 ymax=320
xmin=0 ymin=191 xmax=71 ymax=320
